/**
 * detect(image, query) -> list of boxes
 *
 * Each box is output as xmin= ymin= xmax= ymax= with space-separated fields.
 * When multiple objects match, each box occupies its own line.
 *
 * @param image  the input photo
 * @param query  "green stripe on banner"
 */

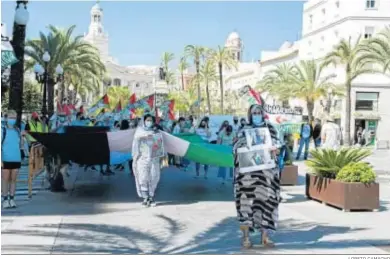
xmin=185 ymin=143 xmax=233 ymax=168
xmin=175 ymin=133 xmax=207 ymax=143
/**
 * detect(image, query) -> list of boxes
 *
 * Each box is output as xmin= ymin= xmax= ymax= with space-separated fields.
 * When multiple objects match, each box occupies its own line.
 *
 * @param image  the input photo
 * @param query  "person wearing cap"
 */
xmin=25 ymin=112 xmax=48 ymax=148
xmin=321 ymin=116 xmax=341 ymax=150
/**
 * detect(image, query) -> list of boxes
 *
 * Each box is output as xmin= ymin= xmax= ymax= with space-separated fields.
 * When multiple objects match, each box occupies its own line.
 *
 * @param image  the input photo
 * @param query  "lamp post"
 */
xmin=320 ymin=88 xmax=335 ymax=114
xmin=34 ymin=52 xmax=63 ymax=116
xmin=8 ymin=0 xmax=29 ymax=128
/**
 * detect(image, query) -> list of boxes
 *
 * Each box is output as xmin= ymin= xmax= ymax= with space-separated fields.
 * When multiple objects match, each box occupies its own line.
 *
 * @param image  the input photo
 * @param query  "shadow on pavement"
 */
xmin=1 ymin=166 xmax=234 ymax=217
xmin=2 ymin=217 xmax=388 ymax=254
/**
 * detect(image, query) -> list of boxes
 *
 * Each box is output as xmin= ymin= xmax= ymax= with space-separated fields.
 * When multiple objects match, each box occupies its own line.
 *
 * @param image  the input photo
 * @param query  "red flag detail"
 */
xmin=249 ymin=88 xmax=262 ymax=105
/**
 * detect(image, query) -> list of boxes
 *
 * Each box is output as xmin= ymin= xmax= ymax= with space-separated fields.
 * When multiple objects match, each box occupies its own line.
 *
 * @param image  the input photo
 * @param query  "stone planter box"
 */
xmin=280 ymin=165 xmax=298 ymax=185
xmin=305 ymin=174 xmax=380 ymax=211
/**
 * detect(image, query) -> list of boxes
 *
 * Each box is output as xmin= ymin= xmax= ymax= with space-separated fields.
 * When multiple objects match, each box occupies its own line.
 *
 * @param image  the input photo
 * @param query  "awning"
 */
xmin=1 ymin=40 xmax=18 ymax=67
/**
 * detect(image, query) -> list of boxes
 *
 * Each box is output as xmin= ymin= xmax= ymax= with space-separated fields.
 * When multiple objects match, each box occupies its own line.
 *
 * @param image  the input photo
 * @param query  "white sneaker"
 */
xmin=9 ymin=199 xmax=16 ymax=208
xmin=2 ymin=200 xmax=11 ymax=209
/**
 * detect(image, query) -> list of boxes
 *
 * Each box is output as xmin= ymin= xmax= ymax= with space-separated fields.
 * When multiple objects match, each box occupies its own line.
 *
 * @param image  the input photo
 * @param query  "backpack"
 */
xmin=2 ymin=126 xmax=21 ymax=146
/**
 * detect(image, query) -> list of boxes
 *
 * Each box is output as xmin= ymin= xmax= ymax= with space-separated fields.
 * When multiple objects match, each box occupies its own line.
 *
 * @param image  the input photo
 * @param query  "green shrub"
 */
xmin=336 ymin=162 xmax=376 ymax=183
xmin=305 ymin=148 xmax=372 ymax=178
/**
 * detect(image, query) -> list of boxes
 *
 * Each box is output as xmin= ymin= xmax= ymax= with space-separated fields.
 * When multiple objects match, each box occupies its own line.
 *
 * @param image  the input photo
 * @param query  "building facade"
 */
xmin=82 ymin=2 xmax=166 ymax=106
xmin=256 ymin=0 xmax=390 ymax=144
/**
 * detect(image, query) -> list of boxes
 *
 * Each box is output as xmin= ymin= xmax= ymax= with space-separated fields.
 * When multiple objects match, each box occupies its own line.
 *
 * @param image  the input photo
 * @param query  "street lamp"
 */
xmin=33 ymin=51 xmax=63 ymax=116
xmin=321 ymin=88 xmax=335 ymax=114
xmin=8 ymin=1 xmax=29 ymax=128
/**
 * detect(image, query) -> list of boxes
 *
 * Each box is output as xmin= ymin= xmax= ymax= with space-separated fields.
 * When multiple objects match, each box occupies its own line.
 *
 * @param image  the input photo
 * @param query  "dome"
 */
xmin=225 ymin=31 xmax=242 ymax=48
xmin=91 ymin=2 xmax=102 ymax=14
xmin=227 ymin=31 xmax=240 ymax=41
xmin=279 ymin=41 xmax=293 ymax=51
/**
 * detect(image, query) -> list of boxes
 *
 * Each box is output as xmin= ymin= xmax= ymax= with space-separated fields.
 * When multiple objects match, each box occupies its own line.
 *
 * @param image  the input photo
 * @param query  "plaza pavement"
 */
xmin=1 ymin=150 xmax=390 ymax=254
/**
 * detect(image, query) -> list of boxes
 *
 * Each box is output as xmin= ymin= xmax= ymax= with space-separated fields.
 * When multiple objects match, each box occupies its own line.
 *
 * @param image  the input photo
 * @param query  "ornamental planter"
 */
xmin=305 ymin=174 xmax=379 ymax=211
xmin=280 ymin=165 xmax=298 ymax=185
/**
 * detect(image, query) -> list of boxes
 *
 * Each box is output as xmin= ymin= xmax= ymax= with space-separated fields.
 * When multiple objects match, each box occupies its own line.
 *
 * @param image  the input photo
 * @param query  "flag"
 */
xmin=30 ymin=130 xmax=233 ymax=168
xmin=88 ymin=94 xmax=109 ymax=115
xmin=112 ymin=100 xmax=122 ymax=114
xmin=160 ymin=99 xmax=175 ymax=121
xmin=128 ymin=94 xmax=154 ymax=111
xmin=128 ymin=94 xmax=137 ymax=119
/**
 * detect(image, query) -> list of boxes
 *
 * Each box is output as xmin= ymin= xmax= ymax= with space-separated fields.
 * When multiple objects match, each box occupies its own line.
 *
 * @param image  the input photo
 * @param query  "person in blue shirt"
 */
xmin=1 ymin=110 xmax=23 ymax=209
xmin=296 ymin=120 xmax=313 ymax=160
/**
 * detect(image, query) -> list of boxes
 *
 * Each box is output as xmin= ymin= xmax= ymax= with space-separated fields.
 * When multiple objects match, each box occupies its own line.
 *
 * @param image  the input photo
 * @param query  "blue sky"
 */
xmin=1 ymin=1 xmax=303 ymax=67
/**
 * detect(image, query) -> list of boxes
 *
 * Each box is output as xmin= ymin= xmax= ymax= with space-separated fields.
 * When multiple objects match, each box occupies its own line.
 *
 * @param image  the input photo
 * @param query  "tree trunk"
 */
xmin=306 ymin=100 xmax=314 ymax=122
xmin=196 ymin=60 xmax=201 ymax=118
xmin=206 ymin=81 xmax=212 ymax=115
xmin=74 ymin=85 xmax=79 ymax=106
xmin=181 ymin=73 xmax=185 ymax=91
xmin=8 ymin=21 xmax=27 ymax=128
xmin=344 ymin=79 xmax=352 ymax=146
xmin=47 ymin=77 xmax=55 ymax=117
xmin=218 ymin=62 xmax=224 ymax=114
xmin=60 ymin=81 xmax=65 ymax=105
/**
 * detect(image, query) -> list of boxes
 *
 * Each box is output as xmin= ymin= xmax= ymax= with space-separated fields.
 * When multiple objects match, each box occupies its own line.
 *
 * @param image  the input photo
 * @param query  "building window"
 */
xmin=355 ymin=92 xmax=379 ymax=111
xmin=322 ymin=8 xmax=326 ymax=15
xmin=136 ymin=83 xmax=140 ymax=88
xmin=98 ymin=28 xmax=102 ymax=33
xmin=309 ymin=14 xmax=313 ymax=24
xmin=113 ymin=78 xmax=121 ymax=86
xmin=335 ymin=1 xmax=340 ymax=8
xmin=364 ymin=26 xmax=374 ymax=39
xmin=366 ymin=0 xmax=376 ymax=8
xmin=237 ymin=52 xmax=240 ymax=61
xmin=334 ymin=30 xmax=339 ymax=37
xmin=282 ymin=100 xmax=289 ymax=108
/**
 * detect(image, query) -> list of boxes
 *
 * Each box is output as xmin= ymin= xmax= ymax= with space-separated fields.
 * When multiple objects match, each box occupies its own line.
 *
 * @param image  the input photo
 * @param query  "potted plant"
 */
xmin=305 ymin=148 xmax=379 ymax=211
xmin=280 ymin=147 xmax=298 ymax=185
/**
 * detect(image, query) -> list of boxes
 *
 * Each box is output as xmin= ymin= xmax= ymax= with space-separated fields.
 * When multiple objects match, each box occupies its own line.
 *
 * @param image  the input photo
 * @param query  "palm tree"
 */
xmin=177 ymin=57 xmax=189 ymax=90
xmin=290 ymin=60 xmax=337 ymax=121
xmin=168 ymin=86 xmax=198 ymax=116
xmin=25 ymin=25 xmax=105 ymax=116
xmin=161 ymin=52 xmax=176 ymax=86
xmin=322 ymin=36 xmax=374 ymax=145
xmin=256 ymin=63 xmax=295 ymax=98
xmin=258 ymin=61 xmax=336 ymax=122
xmin=209 ymin=46 xmax=238 ymax=113
xmin=184 ymin=45 xmax=206 ymax=116
xmin=190 ymin=59 xmax=219 ymax=114
xmin=361 ymin=26 xmax=390 ymax=75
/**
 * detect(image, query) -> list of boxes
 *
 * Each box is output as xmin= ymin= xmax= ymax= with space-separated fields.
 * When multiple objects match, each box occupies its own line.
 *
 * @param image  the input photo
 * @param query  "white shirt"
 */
xmin=321 ymin=122 xmax=341 ymax=149
xmin=196 ymin=128 xmax=211 ymax=141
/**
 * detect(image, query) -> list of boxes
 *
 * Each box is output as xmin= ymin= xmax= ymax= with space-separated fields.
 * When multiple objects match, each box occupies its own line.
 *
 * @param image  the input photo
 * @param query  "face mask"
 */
xmin=145 ymin=121 xmax=153 ymax=128
xmin=252 ymin=115 xmax=263 ymax=126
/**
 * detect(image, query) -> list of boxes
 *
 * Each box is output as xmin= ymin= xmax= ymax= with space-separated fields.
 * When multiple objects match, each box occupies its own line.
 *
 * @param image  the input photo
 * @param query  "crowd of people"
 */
xmin=1 ymin=103 xmax=353 ymax=249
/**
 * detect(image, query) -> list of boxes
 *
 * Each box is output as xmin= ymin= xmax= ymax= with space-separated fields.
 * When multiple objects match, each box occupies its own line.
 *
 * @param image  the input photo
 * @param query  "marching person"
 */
xmin=132 ymin=114 xmax=162 ymax=207
xmin=232 ymin=116 xmax=240 ymax=133
xmin=1 ymin=110 xmax=23 ymax=209
xmin=233 ymin=104 xmax=282 ymax=249
xmin=194 ymin=118 xmax=212 ymax=179
xmin=25 ymin=112 xmax=48 ymax=148
xmin=217 ymin=125 xmax=235 ymax=184
xmin=321 ymin=116 xmax=342 ymax=150
xmin=295 ymin=119 xmax=313 ymax=160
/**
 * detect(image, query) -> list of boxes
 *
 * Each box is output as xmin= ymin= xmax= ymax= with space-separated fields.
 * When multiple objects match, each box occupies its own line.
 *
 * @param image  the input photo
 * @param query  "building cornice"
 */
xmin=352 ymin=83 xmax=390 ymax=89
xmin=260 ymin=49 xmax=299 ymax=66
xmin=303 ymin=16 xmax=390 ymax=38
xmin=224 ymin=70 xmax=254 ymax=82
xmin=304 ymin=0 xmax=326 ymax=13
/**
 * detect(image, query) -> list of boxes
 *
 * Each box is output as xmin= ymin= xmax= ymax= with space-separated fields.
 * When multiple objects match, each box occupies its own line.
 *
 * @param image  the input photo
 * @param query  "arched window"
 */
xmin=113 ymin=78 xmax=121 ymax=86
xmin=93 ymin=15 xmax=97 ymax=22
xmin=98 ymin=28 xmax=102 ymax=33
xmin=237 ymin=52 xmax=240 ymax=61
xmin=136 ymin=82 xmax=140 ymax=88
xmin=97 ymin=16 xmax=101 ymax=22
